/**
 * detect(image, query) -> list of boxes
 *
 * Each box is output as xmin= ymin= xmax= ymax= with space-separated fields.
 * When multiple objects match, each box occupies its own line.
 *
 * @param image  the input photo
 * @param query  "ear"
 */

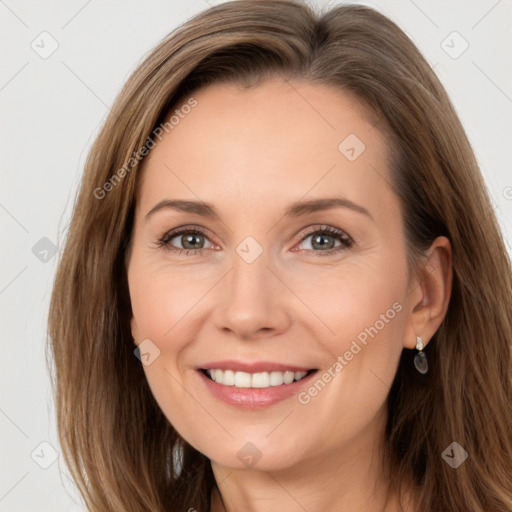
xmin=402 ymin=236 xmax=453 ymax=349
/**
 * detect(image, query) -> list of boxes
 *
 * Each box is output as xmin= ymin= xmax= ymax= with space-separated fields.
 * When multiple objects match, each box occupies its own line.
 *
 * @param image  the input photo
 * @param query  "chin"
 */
xmin=203 ymin=436 xmax=310 ymax=473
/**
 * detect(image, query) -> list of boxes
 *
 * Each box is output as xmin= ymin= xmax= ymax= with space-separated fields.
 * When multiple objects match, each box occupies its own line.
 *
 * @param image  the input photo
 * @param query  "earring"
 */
xmin=414 ymin=336 xmax=428 ymax=374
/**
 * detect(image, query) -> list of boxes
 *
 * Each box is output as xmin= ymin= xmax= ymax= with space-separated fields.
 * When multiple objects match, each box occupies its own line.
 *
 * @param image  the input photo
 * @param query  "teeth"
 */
xmin=251 ymin=372 xmax=269 ymax=388
xmin=206 ymin=369 xmax=309 ymax=388
xmin=234 ymin=371 xmax=251 ymax=388
xmin=269 ymin=371 xmax=284 ymax=386
xmin=283 ymin=371 xmax=295 ymax=384
xmin=222 ymin=369 xmax=235 ymax=386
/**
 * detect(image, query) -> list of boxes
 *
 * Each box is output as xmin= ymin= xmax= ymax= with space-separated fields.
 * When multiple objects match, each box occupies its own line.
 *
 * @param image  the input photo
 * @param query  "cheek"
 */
xmin=293 ymin=278 xmax=406 ymax=449
xmin=128 ymin=265 xmax=203 ymax=439
xmin=130 ymin=282 xmax=171 ymax=343
xmin=291 ymin=253 xmax=406 ymax=346
xmin=300 ymin=254 xmax=407 ymax=404
xmin=129 ymin=257 xmax=205 ymax=344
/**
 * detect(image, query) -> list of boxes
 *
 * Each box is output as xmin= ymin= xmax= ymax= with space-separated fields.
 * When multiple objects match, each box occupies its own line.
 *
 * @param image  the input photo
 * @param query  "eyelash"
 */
xmin=156 ymin=224 xmax=353 ymax=257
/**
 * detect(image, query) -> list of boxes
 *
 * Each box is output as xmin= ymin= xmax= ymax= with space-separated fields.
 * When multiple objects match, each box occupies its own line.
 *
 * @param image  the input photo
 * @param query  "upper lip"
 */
xmin=198 ymin=360 xmax=315 ymax=373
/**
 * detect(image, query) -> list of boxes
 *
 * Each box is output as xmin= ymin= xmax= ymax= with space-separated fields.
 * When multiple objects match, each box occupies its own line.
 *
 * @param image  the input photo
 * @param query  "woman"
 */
xmin=47 ymin=1 xmax=512 ymax=511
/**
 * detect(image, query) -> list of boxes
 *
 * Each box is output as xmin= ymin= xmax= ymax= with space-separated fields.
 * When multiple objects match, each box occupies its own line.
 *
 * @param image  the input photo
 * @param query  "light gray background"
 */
xmin=1 ymin=0 xmax=511 ymax=510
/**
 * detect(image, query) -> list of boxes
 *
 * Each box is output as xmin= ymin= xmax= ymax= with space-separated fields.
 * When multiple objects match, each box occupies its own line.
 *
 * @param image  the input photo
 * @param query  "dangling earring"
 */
xmin=414 ymin=336 xmax=428 ymax=374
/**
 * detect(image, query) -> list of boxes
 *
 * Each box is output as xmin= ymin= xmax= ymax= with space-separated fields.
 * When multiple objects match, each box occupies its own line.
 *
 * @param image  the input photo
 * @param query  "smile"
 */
xmin=202 ymin=368 xmax=313 ymax=388
xmin=197 ymin=366 xmax=318 ymax=409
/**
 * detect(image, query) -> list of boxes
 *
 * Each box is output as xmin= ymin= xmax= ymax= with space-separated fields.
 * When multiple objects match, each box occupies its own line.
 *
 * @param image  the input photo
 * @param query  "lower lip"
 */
xmin=196 ymin=369 xmax=317 ymax=409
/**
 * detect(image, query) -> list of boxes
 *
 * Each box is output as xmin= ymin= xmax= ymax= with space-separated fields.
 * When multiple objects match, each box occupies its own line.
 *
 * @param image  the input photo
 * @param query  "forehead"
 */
xmin=137 ymin=79 xmax=394 ymax=217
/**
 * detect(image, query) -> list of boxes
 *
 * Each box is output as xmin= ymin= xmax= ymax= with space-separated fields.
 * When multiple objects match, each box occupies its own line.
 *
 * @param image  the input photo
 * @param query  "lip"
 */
xmin=197 ymin=360 xmax=314 ymax=373
xmin=196 ymin=367 xmax=318 ymax=409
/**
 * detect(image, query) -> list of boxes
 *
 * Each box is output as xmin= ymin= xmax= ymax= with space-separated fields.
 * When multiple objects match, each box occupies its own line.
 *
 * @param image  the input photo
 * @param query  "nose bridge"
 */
xmin=231 ymin=241 xmax=270 ymax=297
xmin=213 ymin=236 xmax=289 ymax=338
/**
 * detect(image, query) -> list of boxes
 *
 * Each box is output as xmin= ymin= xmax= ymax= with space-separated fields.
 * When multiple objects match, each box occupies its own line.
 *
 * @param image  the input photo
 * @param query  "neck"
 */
xmin=209 ymin=406 xmax=414 ymax=512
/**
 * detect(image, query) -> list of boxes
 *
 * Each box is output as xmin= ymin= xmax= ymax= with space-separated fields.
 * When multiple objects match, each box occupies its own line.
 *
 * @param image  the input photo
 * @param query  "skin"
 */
xmin=127 ymin=78 xmax=452 ymax=512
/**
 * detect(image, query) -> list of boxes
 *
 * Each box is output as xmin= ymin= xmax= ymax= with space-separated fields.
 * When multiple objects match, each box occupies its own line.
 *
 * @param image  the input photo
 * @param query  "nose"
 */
xmin=212 ymin=248 xmax=291 ymax=341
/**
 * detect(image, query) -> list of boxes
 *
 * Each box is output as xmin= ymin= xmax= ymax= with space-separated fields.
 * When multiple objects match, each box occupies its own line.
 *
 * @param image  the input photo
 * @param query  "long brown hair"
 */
xmin=47 ymin=1 xmax=512 ymax=510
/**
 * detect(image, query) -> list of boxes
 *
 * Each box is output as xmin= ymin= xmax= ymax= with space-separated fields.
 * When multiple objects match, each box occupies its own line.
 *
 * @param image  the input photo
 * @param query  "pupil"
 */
xmin=183 ymin=234 xmax=203 ymax=249
xmin=313 ymin=234 xmax=334 ymax=250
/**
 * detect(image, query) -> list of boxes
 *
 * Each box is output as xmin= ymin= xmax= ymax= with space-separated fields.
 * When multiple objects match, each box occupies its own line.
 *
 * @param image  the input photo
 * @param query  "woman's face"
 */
xmin=127 ymin=79 xmax=416 ymax=472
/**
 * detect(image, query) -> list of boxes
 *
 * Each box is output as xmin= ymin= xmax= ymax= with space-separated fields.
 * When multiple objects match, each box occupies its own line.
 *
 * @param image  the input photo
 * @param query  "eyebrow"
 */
xmin=144 ymin=197 xmax=373 ymax=222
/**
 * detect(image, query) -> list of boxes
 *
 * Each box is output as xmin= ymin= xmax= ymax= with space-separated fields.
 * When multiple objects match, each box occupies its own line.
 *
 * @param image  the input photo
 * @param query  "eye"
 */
xmin=157 ymin=226 xmax=214 ymax=255
xmin=294 ymin=225 xmax=353 ymax=256
xmin=156 ymin=224 xmax=353 ymax=256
